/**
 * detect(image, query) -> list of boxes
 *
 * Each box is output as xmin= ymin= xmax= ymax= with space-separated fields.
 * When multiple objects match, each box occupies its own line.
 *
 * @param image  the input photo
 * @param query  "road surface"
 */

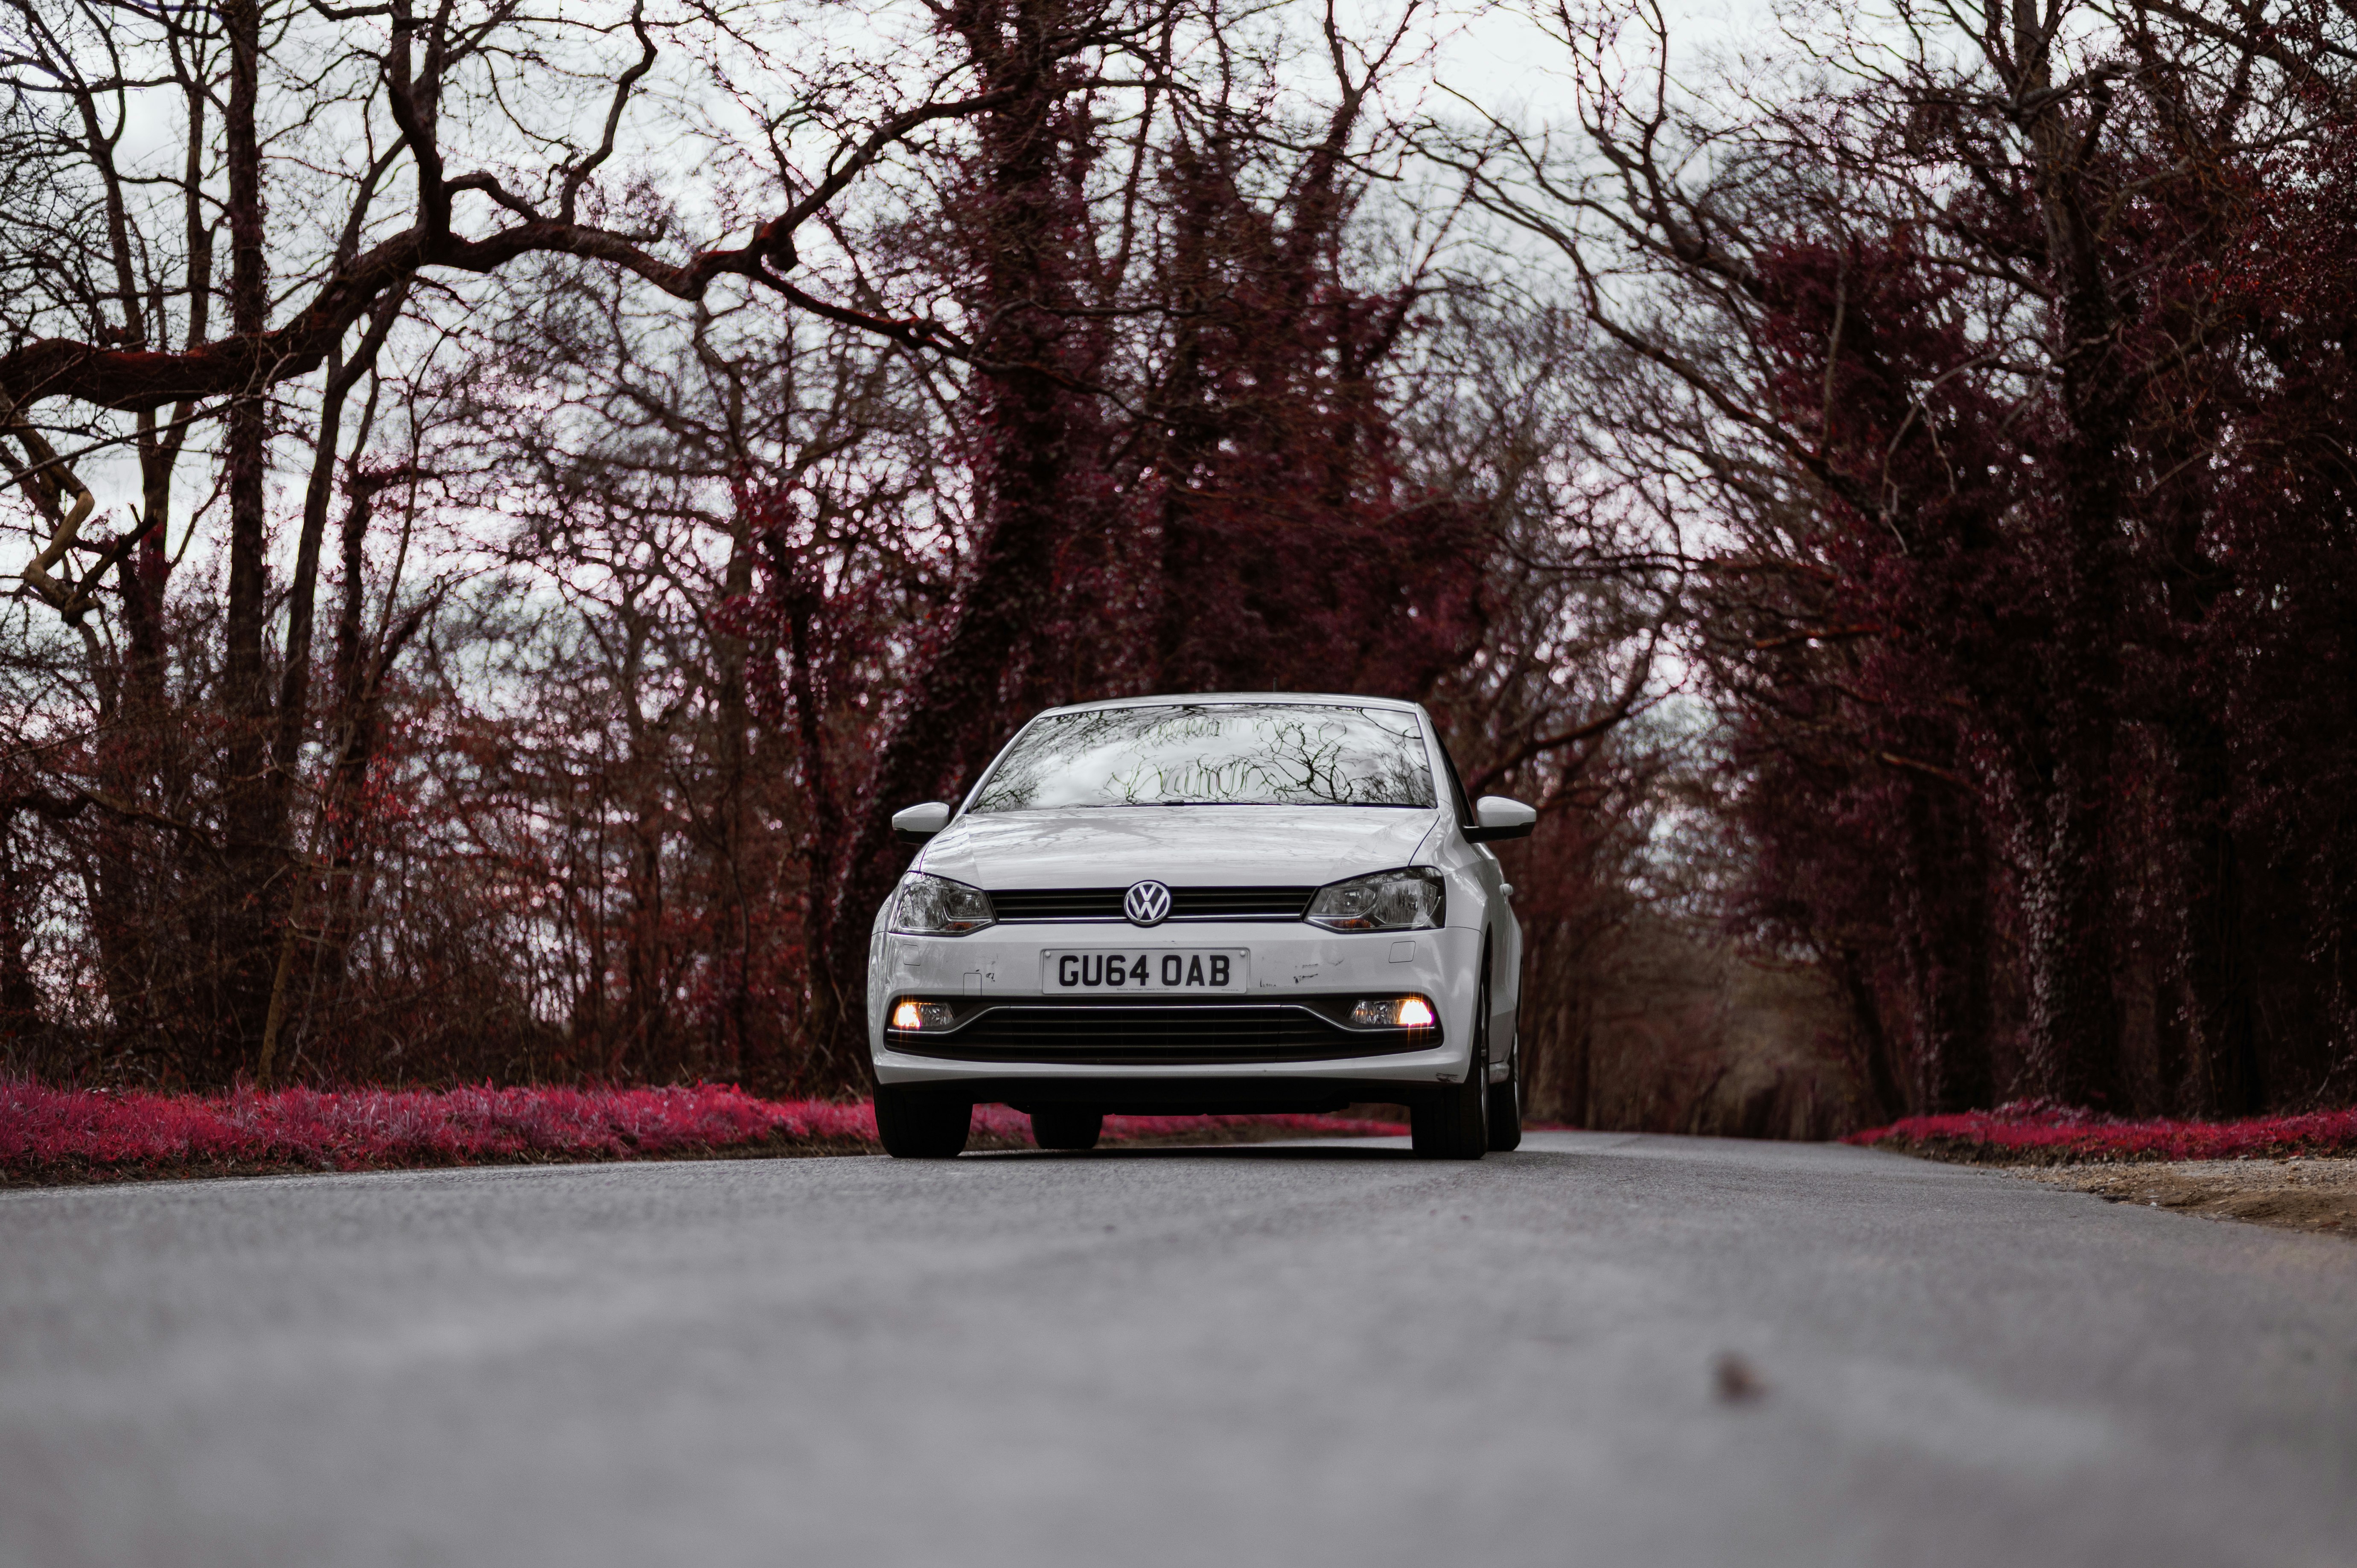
xmin=3 ymin=1131 xmax=2353 ymax=1567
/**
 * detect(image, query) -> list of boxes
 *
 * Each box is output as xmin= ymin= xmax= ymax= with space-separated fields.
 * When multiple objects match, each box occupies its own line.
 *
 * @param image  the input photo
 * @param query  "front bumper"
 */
xmin=868 ymin=921 xmax=1481 ymax=1091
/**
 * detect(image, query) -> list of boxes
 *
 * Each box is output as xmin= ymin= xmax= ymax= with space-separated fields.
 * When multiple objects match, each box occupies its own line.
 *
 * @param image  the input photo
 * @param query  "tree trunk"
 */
xmin=809 ymin=0 xmax=1109 ymax=1082
xmin=0 ymin=829 xmax=44 ymax=1059
xmin=218 ymin=0 xmax=276 ymax=1077
xmin=1894 ymin=785 xmax=1994 ymax=1114
xmin=708 ymin=529 xmax=755 ymax=1083
xmin=2010 ymin=0 xmax=2129 ymax=1108
xmin=617 ymin=611 xmax=671 ymax=1079
xmin=2018 ymin=750 xmax=2122 ymax=1107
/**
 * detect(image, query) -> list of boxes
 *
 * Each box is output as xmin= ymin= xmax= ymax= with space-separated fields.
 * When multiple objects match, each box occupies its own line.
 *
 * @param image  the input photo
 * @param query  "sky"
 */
xmin=1433 ymin=0 xmax=1784 ymax=118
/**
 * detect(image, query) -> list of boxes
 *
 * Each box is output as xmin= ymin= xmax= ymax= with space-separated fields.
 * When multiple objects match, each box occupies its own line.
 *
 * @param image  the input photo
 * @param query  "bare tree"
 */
xmin=1433 ymin=0 xmax=2357 ymax=1113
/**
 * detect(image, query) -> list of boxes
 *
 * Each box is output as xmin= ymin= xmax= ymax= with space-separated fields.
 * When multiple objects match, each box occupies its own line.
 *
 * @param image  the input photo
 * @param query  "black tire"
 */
xmin=1031 ymin=1108 xmax=1103 ymax=1151
xmin=1412 ymin=974 xmax=1490 ymax=1161
xmin=874 ymin=1084 xmax=971 ymax=1158
xmin=1486 ymin=1024 xmax=1524 ymax=1152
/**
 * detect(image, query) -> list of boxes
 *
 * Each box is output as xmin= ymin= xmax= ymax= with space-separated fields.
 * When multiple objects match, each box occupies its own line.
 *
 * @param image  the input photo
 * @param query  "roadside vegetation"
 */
xmin=1852 ymin=1104 xmax=2357 ymax=1166
xmin=1851 ymin=1103 xmax=2357 ymax=1236
xmin=0 ymin=1079 xmax=1397 ymax=1186
xmin=3 ymin=0 xmax=2353 ymax=1142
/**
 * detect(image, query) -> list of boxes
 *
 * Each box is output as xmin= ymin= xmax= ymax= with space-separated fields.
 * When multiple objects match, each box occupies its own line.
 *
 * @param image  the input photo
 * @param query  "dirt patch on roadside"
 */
xmin=2007 ymin=1157 xmax=2357 ymax=1238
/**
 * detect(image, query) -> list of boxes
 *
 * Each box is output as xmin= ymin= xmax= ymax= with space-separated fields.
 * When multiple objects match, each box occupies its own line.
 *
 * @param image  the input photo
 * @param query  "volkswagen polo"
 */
xmin=866 ymin=694 xmax=1535 ymax=1158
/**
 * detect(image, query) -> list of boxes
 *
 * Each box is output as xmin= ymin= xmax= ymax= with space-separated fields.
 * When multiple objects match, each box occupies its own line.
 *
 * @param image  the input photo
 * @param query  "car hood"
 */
xmin=918 ymin=806 xmax=1442 ymax=889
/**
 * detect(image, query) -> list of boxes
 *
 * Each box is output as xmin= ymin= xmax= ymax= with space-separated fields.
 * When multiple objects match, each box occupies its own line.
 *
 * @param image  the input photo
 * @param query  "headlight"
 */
xmin=1350 ymin=996 xmax=1437 ymax=1028
xmin=1305 ymin=867 xmax=1444 ymax=932
xmin=891 ymin=873 xmax=996 ymax=936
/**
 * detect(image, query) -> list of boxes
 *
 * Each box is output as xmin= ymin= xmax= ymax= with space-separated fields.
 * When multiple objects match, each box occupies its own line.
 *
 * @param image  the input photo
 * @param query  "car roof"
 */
xmin=1034 ymin=692 xmax=1427 ymax=718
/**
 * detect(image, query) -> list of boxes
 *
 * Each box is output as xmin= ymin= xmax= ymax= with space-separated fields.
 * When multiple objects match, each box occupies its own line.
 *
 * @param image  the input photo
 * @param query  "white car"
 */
xmin=866 ymin=694 xmax=1535 ymax=1159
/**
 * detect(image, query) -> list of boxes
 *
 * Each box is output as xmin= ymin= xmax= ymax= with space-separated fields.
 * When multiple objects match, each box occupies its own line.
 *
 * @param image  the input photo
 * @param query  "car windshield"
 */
xmin=971 ymin=703 xmax=1436 ymax=811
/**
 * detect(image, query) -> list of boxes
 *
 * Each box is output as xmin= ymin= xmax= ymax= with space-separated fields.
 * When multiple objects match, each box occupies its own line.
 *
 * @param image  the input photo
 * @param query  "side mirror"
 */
xmin=892 ymin=801 xmax=953 ymax=844
xmin=1464 ymin=795 xmax=1537 ymax=844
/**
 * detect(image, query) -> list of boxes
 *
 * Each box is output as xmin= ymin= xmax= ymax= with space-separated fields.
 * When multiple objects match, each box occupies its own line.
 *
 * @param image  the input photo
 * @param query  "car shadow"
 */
xmin=973 ymin=1140 xmax=1421 ymax=1162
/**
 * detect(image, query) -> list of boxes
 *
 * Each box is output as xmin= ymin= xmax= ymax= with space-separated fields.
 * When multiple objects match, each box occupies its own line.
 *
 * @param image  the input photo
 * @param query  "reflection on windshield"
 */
xmin=972 ymin=704 xmax=1436 ymax=811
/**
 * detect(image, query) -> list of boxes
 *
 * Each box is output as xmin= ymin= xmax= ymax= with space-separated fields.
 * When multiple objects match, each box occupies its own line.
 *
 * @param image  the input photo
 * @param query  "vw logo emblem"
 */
xmin=1124 ymin=880 xmax=1173 ymax=927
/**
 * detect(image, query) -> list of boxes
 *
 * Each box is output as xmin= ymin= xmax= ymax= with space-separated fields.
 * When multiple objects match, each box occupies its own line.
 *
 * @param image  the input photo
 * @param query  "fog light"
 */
xmin=890 ymin=999 xmax=956 ymax=1030
xmin=1351 ymin=996 xmax=1437 ymax=1028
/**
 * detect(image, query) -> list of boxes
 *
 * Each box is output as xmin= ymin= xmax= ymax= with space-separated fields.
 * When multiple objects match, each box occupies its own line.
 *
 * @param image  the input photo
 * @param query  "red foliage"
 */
xmin=734 ymin=35 xmax=1498 ymax=1082
xmin=0 ymin=1080 xmax=1399 ymax=1184
xmin=1138 ymin=132 xmax=1487 ymax=699
xmin=1708 ymin=64 xmax=2357 ymax=1121
xmin=1848 ymin=1101 xmax=2357 ymax=1164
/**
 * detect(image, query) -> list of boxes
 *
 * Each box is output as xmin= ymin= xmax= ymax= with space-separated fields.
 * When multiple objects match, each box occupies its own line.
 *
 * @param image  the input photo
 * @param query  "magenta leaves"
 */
xmin=1849 ymin=1101 xmax=2357 ymax=1165
xmin=0 ymin=1081 xmax=1399 ymax=1184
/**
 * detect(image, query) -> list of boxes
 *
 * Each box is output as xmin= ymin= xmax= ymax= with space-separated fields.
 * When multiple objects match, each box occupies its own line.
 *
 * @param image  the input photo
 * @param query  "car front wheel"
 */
xmin=874 ymin=1084 xmax=972 ymax=1158
xmin=1487 ymin=1026 xmax=1524 ymax=1152
xmin=1411 ymin=982 xmax=1490 ymax=1160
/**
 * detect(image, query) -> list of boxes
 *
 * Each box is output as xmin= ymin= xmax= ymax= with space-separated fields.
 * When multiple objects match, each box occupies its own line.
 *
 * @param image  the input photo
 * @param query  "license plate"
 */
xmin=1043 ymin=949 xmax=1247 ymax=993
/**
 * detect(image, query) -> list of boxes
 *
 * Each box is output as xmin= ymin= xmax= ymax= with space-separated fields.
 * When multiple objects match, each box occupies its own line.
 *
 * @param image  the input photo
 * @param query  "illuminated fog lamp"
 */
xmin=890 ymin=999 xmax=956 ymax=1031
xmin=1351 ymin=996 xmax=1437 ymax=1029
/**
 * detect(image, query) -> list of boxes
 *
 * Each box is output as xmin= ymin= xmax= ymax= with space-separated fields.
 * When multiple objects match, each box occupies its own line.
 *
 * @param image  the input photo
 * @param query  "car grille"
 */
xmin=885 ymin=1001 xmax=1436 ymax=1065
xmin=986 ymin=886 xmax=1314 ymax=922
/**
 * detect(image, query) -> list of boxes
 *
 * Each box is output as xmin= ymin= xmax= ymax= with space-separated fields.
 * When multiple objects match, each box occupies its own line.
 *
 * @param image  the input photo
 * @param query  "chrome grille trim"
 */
xmin=986 ymin=885 xmax=1314 ymax=922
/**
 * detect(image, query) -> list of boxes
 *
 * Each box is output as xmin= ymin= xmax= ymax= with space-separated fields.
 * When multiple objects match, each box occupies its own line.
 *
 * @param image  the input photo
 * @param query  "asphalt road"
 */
xmin=3 ymin=1132 xmax=2354 ymax=1568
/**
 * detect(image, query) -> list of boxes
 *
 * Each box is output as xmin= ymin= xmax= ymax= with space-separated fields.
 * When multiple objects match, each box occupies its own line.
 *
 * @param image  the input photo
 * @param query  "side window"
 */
xmin=1431 ymin=730 xmax=1475 ymax=829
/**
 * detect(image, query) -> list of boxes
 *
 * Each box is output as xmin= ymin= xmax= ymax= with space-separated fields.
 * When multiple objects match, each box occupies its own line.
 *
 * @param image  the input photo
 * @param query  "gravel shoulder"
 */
xmin=2005 ymin=1156 xmax=2357 ymax=1237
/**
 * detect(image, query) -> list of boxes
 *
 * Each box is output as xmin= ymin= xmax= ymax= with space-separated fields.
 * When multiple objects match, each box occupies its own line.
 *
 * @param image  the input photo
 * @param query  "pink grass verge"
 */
xmin=0 ymin=1081 xmax=1402 ymax=1186
xmin=1847 ymin=1100 xmax=2357 ymax=1165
